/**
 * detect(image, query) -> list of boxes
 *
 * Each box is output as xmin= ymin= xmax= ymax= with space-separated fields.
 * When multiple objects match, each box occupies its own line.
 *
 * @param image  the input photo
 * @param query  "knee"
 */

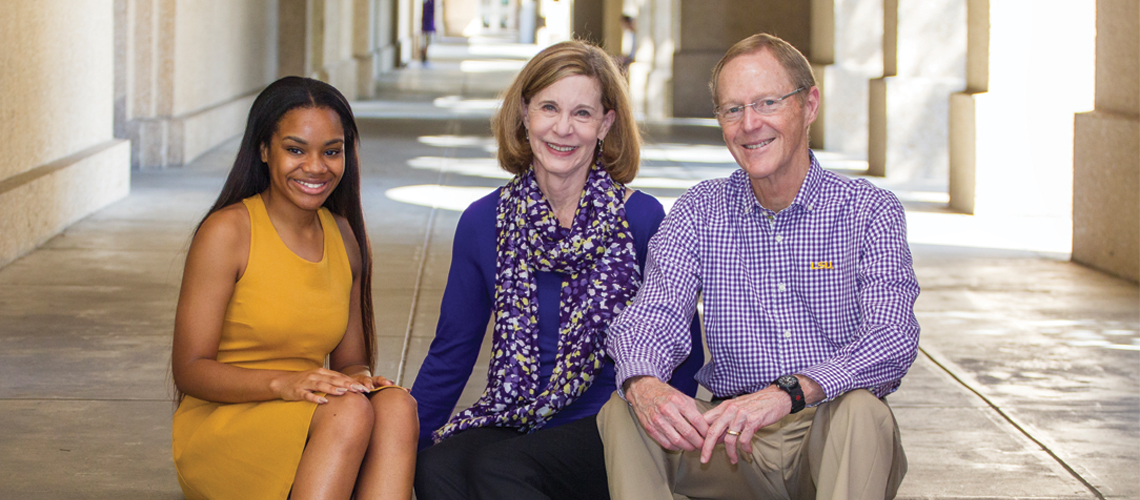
xmin=371 ymin=388 xmax=418 ymax=420
xmin=370 ymin=388 xmax=419 ymax=437
xmin=315 ymin=392 xmax=375 ymax=440
xmin=824 ymin=389 xmax=895 ymax=431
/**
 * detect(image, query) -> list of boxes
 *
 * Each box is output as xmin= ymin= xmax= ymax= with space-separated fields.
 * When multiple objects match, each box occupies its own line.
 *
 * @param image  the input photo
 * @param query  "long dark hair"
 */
xmin=200 ymin=76 xmax=376 ymax=371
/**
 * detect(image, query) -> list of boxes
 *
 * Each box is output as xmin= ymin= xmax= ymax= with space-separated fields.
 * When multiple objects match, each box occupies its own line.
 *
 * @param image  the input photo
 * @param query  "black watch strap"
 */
xmin=776 ymin=375 xmax=806 ymax=413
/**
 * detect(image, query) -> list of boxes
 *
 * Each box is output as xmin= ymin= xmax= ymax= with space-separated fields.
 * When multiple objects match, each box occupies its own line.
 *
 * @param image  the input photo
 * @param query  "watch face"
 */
xmin=778 ymin=375 xmax=798 ymax=388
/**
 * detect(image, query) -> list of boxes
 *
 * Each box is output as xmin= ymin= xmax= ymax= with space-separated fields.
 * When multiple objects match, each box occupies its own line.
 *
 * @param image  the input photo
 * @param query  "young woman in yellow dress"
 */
xmin=171 ymin=76 xmax=417 ymax=500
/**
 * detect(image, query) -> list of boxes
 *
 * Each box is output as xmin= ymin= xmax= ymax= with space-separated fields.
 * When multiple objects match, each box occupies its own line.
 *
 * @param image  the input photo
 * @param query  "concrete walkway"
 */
xmin=0 ymin=41 xmax=1136 ymax=499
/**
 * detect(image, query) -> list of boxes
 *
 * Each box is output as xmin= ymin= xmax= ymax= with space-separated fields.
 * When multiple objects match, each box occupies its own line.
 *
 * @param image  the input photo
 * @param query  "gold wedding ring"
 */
xmin=726 ymin=430 xmax=741 ymax=436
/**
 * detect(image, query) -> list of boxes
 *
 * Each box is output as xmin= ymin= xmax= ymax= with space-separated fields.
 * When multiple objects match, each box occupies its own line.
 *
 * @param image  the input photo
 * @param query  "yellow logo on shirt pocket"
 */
xmin=809 ymin=261 xmax=834 ymax=270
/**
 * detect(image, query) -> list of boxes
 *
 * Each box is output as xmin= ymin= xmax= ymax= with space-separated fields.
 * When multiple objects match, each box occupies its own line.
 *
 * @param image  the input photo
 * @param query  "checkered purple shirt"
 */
xmin=609 ymin=153 xmax=920 ymax=402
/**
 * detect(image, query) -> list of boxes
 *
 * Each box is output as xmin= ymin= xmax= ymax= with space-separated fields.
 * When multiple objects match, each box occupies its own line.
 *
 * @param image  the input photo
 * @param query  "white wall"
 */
xmin=0 ymin=0 xmax=130 ymax=267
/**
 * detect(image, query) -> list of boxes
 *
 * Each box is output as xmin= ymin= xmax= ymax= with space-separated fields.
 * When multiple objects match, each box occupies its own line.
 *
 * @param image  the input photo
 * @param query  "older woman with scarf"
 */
xmin=409 ymin=41 xmax=703 ymax=500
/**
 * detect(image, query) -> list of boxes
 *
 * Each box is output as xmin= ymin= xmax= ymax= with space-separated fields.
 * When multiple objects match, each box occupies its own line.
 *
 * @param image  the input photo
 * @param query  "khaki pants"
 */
xmin=597 ymin=390 xmax=906 ymax=500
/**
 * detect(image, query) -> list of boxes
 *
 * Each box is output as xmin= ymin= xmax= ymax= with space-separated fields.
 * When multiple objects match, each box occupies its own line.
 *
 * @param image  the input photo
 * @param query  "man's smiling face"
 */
xmin=716 ymin=49 xmax=818 ymax=183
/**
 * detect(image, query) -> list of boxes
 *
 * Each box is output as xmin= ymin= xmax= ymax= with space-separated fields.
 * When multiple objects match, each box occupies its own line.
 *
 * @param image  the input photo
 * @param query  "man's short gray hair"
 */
xmin=709 ymin=33 xmax=816 ymax=106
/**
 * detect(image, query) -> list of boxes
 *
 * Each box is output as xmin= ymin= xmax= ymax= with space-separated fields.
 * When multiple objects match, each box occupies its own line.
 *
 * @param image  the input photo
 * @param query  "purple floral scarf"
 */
xmin=433 ymin=161 xmax=640 ymax=442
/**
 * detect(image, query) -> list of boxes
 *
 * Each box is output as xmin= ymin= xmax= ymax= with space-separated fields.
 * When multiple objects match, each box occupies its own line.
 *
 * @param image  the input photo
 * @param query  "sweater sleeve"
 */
xmin=409 ymin=193 xmax=497 ymax=450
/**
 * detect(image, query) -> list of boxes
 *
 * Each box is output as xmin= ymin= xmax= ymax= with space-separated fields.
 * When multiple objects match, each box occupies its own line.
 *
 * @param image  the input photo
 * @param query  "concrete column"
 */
xmin=375 ymin=0 xmax=400 ymax=71
xmin=949 ymin=0 xmax=1096 ymax=222
xmin=443 ymin=0 xmax=478 ymax=37
xmin=569 ymin=0 xmax=622 ymax=55
xmin=1071 ymin=0 xmax=1139 ymax=282
xmin=809 ymin=0 xmax=883 ymax=154
xmin=280 ymin=0 xmax=393 ymax=97
xmin=537 ymin=0 xmax=573 ymax=44
xmin=315 ymin=0 xmax=360 ymax=99
xmin=353 ymin=0 xmax=380 ymax=98
xmin=519 ymin=0 xmax=538 ymax=44
xmin=626 ymin=0 xmax=660 ymax=117
xmin=604 ymin=0 xmax=623 ymax=57
xmin=397 ymin=0 xmax=415 ymax=65
xmin=278 ymin=0 xmax=310 ymax=77
xmin=123 ymin=0 xmax=277 ymax=169
xmin=124 ymin=0 xmax=177 ymax=168
xmin=867 ymin=0 xmax=967 ymax=187
xmin=0 ymin=0 xmax=131 ymax=268
xmin=672 ymin=0 xmax=811 ymax=118
xmin=645 ymin=0 xmax=678 ymax=121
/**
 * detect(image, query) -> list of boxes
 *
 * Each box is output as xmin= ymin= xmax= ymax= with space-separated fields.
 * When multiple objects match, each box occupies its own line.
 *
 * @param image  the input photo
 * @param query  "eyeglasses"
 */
xmin=714 ymin=87 xmax=805 ymax=123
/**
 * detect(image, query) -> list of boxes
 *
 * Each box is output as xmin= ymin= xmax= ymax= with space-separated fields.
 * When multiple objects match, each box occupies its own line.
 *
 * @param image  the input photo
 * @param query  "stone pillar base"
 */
xmin=869 ymin=76 xmax=959 ymax=184
xmin=813 ymin=64 xmax=871 ymax=158
xmin=1072 ymin=110 xmax=1140 ymax=282
xmin=948 ymin=91 xmax=979 ymax=214
xmin=129 ymin=91 xmax=258 ymax=170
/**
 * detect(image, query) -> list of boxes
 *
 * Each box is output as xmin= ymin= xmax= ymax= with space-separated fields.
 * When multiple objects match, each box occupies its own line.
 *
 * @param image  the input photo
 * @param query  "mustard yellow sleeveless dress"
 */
xmin=172 ymin=194 xmax=352 ymax=500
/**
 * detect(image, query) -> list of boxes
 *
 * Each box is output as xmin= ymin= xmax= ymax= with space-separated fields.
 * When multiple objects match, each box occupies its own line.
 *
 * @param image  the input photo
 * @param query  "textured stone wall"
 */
xmin=1072 ymin=0 xmax=1139 ymax=282
xmin=0 ymin=0 xmax=130 ymax=268
xmin=122 ymin=0 xmax=277 ymax=169
xmin=809 ymin=0 xmax=883 ymax=155
xmin=868 ymin=0 xmax=967 ymax=187
xmin=672 ymin=0 xmax=811 ymax=119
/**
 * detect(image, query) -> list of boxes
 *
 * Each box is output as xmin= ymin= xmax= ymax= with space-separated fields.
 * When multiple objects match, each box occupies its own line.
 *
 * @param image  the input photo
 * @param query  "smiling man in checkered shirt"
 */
xmin=597 ymin=33 xmax=920 ymax=500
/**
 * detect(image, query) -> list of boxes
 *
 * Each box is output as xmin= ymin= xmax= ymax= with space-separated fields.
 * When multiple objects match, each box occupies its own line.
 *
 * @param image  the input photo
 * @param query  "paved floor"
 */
xmin=0 ymin=40 xmax=1136 ymax=499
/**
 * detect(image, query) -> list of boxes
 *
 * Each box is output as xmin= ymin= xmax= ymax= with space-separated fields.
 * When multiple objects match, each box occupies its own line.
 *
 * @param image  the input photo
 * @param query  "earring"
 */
xmin=596 ymin=138 xmax=604 ymax=158
xmin=525 ymin=128 xmax=530 ymax=142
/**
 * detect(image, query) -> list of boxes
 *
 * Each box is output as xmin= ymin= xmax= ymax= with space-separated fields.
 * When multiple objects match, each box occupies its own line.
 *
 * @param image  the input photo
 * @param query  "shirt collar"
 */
xmin=789 ymin=150 xmax=823 ymax=213
xmin=733 ymin=150 xmax=823 ymax=215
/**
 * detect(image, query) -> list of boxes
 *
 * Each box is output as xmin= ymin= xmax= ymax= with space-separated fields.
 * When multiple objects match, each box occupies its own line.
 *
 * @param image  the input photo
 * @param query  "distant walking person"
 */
xmin=421 ymin=0 xmax=436 ymax=63
xmin=171 ymin=76 xmax=417 ymax=500
xmin=619 ymin=15 xmax=636 ymax=75
xmin=599 ymin=33 xmax=918 ymax=500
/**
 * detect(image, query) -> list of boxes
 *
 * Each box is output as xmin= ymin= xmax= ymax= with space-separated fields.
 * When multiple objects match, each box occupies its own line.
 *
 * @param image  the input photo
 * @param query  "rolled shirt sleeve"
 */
xmin=608 ymin=187 xmax=705 ymax=397
xmin=796 ymin=194 xmax=920 ymax=401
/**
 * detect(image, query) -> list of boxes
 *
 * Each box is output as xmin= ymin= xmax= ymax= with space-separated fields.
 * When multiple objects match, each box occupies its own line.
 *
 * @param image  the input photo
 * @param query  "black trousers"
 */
xmin=414 ymin=415 xmax=610 ymax=500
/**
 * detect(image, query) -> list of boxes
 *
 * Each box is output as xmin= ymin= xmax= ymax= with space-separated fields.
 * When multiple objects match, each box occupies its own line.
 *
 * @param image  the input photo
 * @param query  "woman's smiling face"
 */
xmin=259 ymin=106 xmax=346 ymax=212
xmin=523 ymin=74 xmax=615 ymax=180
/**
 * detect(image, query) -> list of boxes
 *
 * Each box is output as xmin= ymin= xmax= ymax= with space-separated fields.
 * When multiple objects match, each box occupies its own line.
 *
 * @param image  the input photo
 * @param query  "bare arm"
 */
xmin=171 ymin=205 xmax=361 ymax=405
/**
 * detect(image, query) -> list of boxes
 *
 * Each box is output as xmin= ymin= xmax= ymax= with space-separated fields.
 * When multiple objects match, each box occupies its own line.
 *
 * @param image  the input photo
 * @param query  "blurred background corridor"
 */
xmin=0 ymin=1 xmax=1136 ymax=498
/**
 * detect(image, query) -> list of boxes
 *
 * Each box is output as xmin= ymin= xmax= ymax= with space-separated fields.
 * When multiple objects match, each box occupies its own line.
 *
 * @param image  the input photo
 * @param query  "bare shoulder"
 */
xmin=186 ymin=202 xmax=251 ymax=281
xmin=194 ymin=203 xmax=250 ymax=252
xmin=332 ymin=214 xmax=362 ymax=275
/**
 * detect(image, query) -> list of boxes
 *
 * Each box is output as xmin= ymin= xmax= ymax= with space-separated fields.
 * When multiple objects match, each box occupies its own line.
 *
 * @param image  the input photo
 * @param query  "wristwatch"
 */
xmin=776 ymin=375 xmax=806 ymax=414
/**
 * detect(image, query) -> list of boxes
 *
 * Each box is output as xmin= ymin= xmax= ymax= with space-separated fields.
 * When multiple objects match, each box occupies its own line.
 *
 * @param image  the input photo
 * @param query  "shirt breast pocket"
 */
xmin=795 ymin=257 xmax=858 ymax=345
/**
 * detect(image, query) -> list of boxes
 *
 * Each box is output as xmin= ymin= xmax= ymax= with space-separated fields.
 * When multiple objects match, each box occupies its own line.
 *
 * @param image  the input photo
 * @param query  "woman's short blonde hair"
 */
xmin=493 ymin=40 xmax=641 ymax=184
